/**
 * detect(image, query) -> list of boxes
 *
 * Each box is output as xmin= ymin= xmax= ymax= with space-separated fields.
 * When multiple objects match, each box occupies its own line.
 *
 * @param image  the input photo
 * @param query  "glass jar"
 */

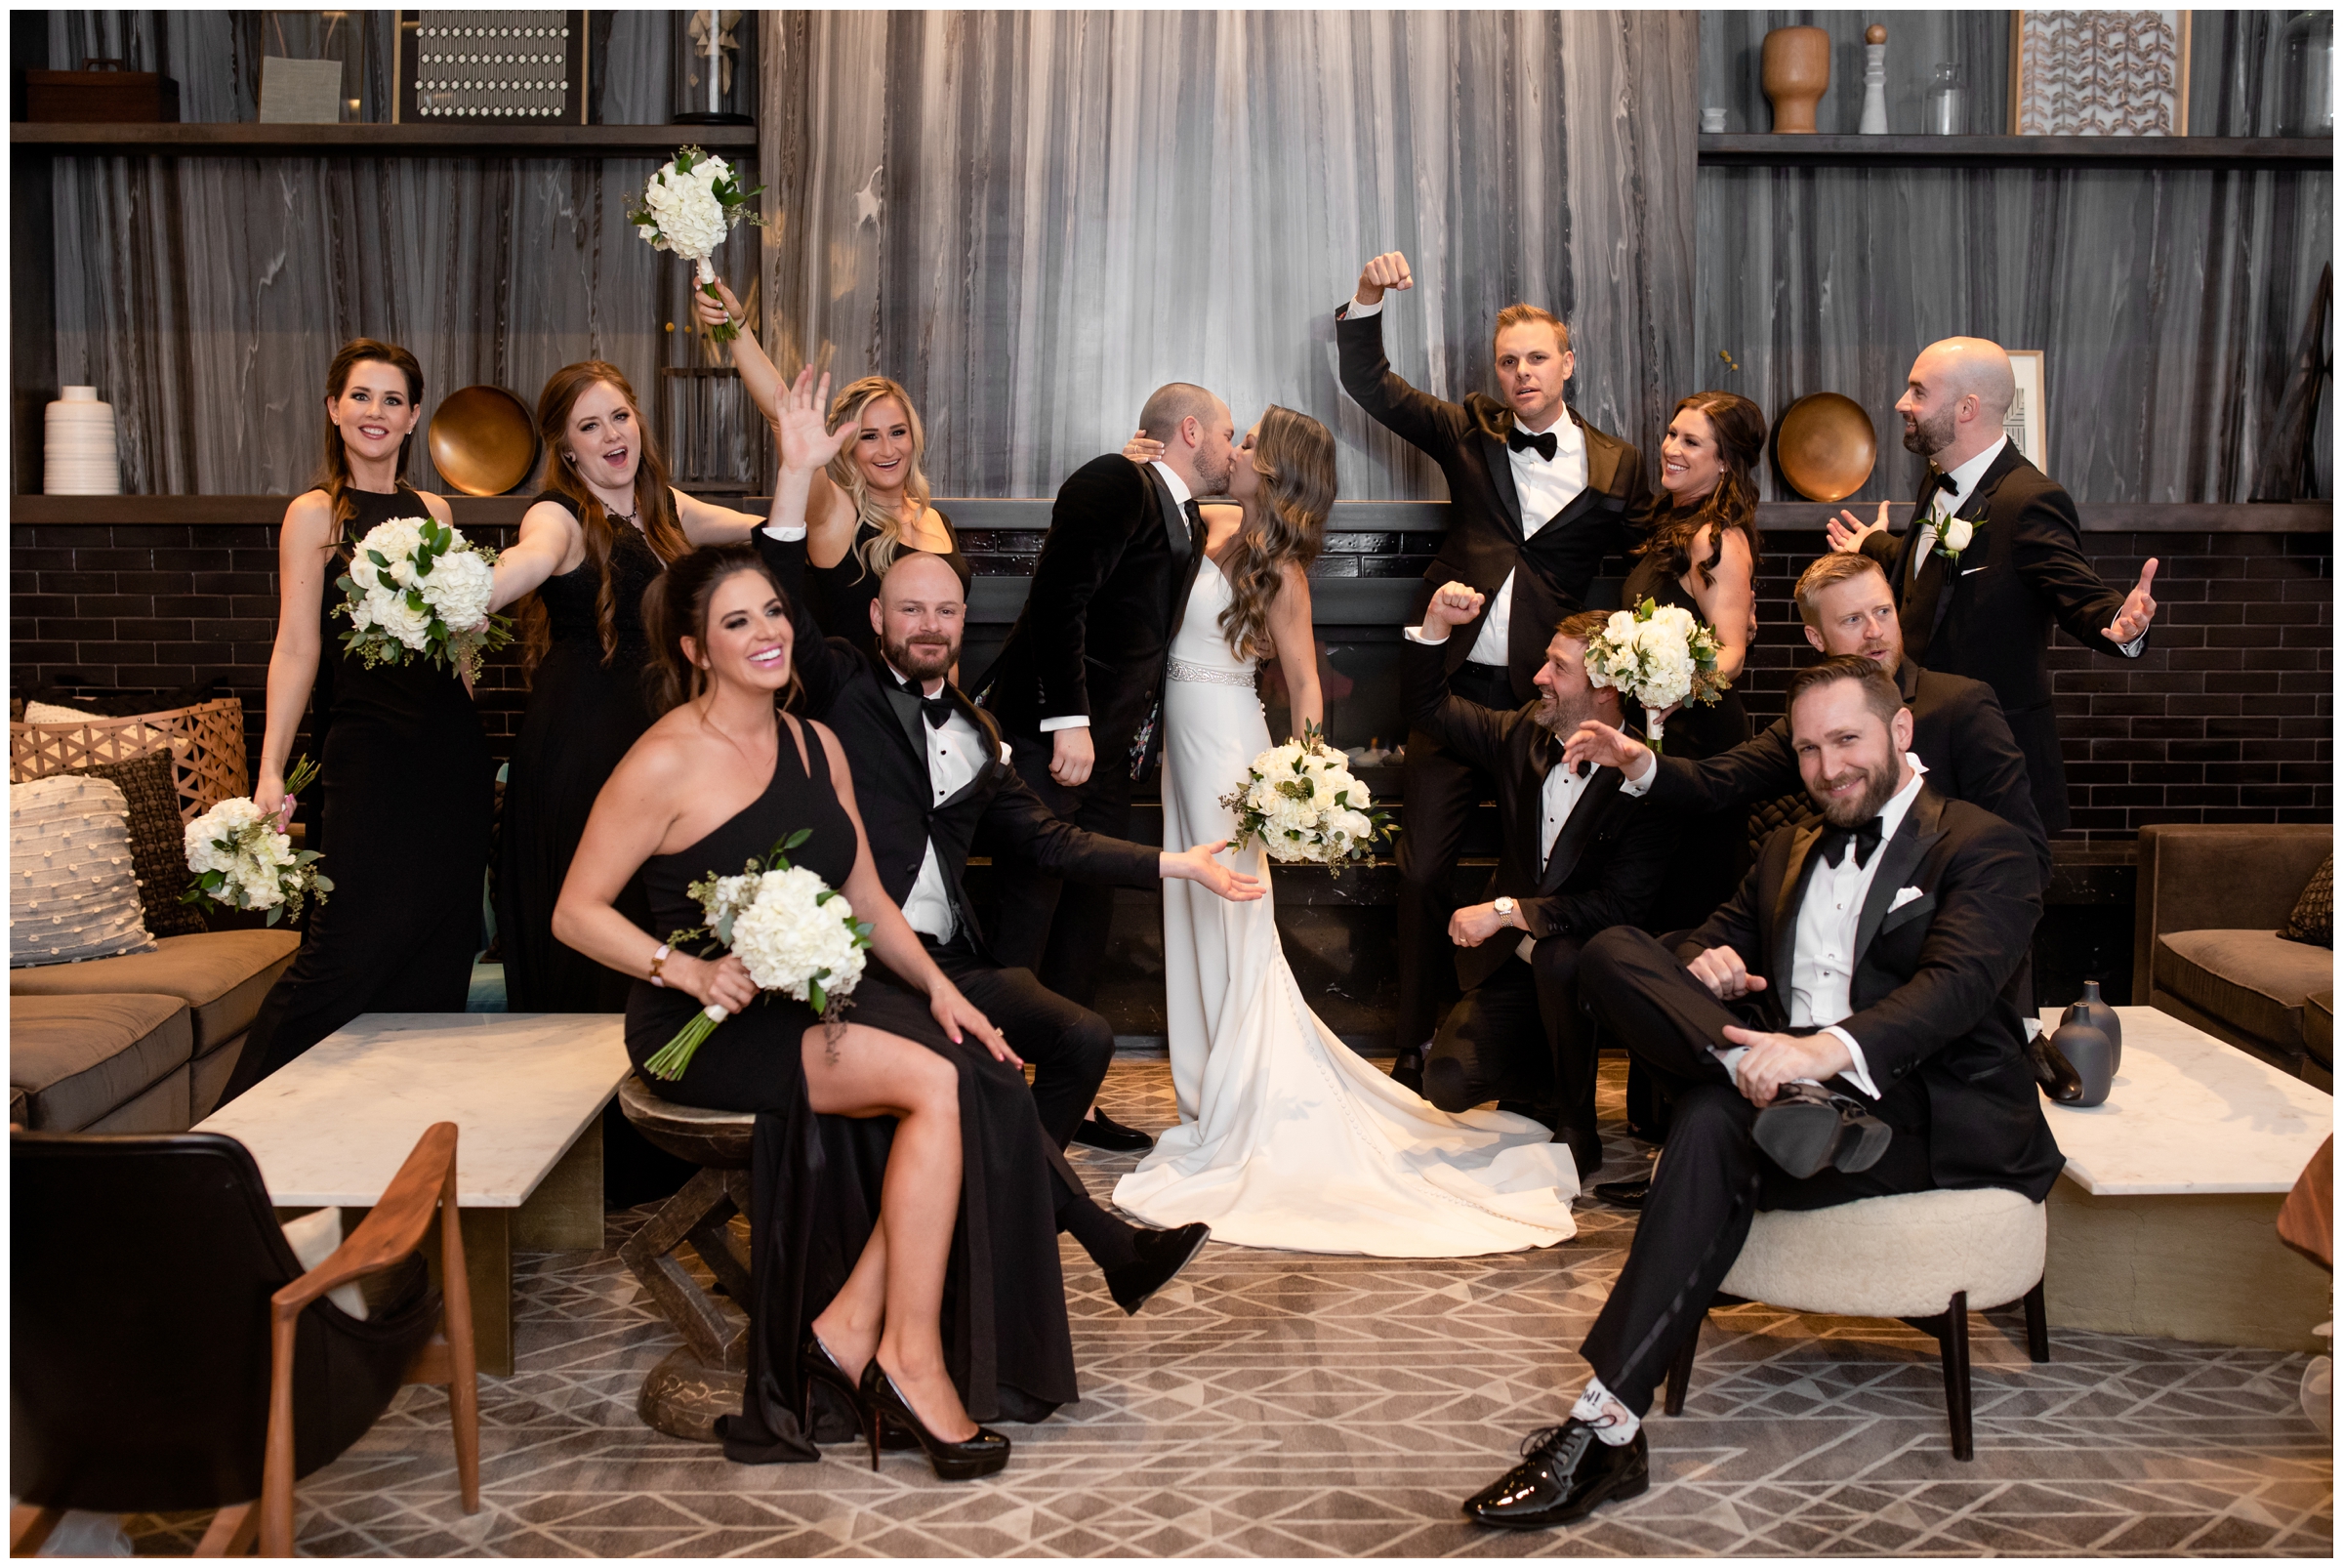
xmin=2280 ymin=11 xmax=2334 ymax=137
xmin=1925 ymin=62 xmax=1966 ymax=135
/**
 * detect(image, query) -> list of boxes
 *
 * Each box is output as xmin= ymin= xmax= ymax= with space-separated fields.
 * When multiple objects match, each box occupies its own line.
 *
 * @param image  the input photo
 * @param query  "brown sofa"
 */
xmin=2133 ymin=823 xmax=2334 ymax=1082
xmin=9 ymin=929 xmax=301 ymax=1130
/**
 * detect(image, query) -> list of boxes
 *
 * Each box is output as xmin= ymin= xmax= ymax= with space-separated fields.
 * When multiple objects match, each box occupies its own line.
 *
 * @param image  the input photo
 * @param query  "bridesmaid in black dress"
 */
xmin=552 ymin=545 xmax=1075 ymax=1478
xmin=696 ymin=279 xmax=970 ymax=664
xmin=226 ymin=340 xmax=495 ymax=1101
xmin=486 ymin=361 xmax=776 ymax=1015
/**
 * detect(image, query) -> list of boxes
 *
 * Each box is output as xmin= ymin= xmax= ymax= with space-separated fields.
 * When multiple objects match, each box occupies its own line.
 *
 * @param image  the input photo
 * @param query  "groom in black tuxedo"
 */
xmin=1405 ymin=590 xmax=1677 ymax=1178
xmin=1461 ymin=656 xmax=2063 ymax=1530
xmin=1335 ymin=250 xmax=1652 ymax=1086
xmin=976 ymin=384 xmax=1234 ymax=1019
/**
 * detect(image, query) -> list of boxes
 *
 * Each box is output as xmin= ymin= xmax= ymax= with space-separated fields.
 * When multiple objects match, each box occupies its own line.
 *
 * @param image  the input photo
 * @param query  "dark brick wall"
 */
xmin=13 ymin=521 xmax=2331 ymax=841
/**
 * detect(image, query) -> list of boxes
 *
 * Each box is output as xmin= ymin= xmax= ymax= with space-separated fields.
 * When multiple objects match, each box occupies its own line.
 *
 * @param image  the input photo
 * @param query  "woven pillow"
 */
xmin=64 ymin=749 xmax=207 ymax=938
xmin=20 ymin=699 xmax=181 ymax=762
xmin=2282 ymin=853 xmax=2333 ymax=948
xmin=9 ymin=775 xmax=157 ymax=967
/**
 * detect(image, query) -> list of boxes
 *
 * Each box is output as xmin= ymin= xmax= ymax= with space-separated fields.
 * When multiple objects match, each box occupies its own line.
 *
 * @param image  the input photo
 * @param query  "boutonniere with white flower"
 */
xmin=1934 ymin=516 xmax=1977 ymax=566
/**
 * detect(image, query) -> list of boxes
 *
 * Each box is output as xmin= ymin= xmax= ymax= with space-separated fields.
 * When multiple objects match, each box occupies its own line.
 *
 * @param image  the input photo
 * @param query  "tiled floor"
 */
xmin=129 ymin=1058 xmax=2331 ymax=1557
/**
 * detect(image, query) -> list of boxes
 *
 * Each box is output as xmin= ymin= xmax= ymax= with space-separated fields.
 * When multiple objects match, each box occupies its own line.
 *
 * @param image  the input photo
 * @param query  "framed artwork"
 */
xmin=394 ymin=11 xmax=591 ymax=125
xmin=2004 ymin=351 xmax=2048 ymax=473
xmin=2009 ymin=11 xmax=2192 ymax=136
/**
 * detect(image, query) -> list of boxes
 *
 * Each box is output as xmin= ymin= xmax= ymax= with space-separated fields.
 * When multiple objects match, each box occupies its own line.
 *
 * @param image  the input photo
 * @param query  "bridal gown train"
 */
xmin=1111 ymin=557 xmax=1579 ymax=1256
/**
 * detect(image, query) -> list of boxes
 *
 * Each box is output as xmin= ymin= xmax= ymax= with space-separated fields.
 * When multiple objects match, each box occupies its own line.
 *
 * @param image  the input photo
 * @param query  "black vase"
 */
xmin=2050 ymin=1020 xmax=2116 ymax=1108
xmin=2061 ymin=979 xmax=2122 ymax=1072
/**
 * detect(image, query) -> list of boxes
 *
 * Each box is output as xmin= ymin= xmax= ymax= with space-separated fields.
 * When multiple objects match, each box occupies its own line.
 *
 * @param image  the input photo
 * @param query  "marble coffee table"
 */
xmin=2037 ymin=1005 xmax=2333 ymax=1351
xmin=196 ymin=1012 xmax=631 ymax=1375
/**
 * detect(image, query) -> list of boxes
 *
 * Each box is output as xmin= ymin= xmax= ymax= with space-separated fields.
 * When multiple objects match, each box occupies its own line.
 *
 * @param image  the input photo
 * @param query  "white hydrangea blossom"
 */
xmin=1582 ymin=598 xmax=1728 ymax=750
xmin=184 ymin=791 xmax=330 ymax=923
xmin=724 ymin=866 xmax=869 ymax=1005
xmin=335 ymin=516 xmax=510 ymax=679
xmin=418 ymin=548 xmax=494 ymax=631
xmin=1221 ymin=733 xmax=1387 ymax=871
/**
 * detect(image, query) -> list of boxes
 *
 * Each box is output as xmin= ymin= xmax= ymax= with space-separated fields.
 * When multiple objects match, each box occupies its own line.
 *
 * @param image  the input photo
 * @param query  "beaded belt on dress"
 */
xmin=1166 ymin=657 xmax=1254 ymax=687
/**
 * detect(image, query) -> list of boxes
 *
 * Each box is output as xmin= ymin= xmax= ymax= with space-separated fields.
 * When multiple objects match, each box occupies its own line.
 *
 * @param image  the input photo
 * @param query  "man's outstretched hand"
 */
xmin=1825 ymin=500 xmax=1892 ymax=555
xmin=1163 ymin=840 xmax=1265 ymax=903
xmin=2104 ymin=557 xmax=2159 ymax=645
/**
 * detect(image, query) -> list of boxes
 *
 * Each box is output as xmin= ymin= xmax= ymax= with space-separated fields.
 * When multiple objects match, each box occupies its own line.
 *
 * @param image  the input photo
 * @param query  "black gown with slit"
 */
xmin=625 ymin=716 xmax=1077 ymax=1462
xmin=497 ymin=497 xmax=664 ymax=1013
xmin=225 ymin=483 xmax=495 ymax=1101
xmin=803 ymin=512 xmax=971 ymax=662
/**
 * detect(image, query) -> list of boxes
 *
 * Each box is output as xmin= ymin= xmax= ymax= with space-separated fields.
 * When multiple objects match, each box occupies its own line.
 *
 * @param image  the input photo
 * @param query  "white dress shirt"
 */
xmin=1513 ymin=757 xmax=1594 ymax=963
xmin=1343 ymin=293 xmax=1586 ymax=670
xmin=889 ymin=661 xmax=987 ymax=943
xmin=1039 ymin=460 xmax=1194 ymax=733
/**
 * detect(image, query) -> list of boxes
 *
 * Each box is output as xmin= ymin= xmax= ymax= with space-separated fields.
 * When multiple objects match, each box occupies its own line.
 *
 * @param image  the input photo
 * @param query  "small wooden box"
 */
xmin=26 ymin=64 xmax=182 ymax=123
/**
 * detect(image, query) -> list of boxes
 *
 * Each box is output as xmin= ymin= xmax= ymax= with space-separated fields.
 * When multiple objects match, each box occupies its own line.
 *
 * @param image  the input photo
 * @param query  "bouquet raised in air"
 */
xmin=335 ymin=516 xmax=511 ymax=681
xmin=1583 ymin=597 xmax=1729 ymax=753
xmin=631 ymin=144 xmax=764 ymax=342
xmin=642 ymin=828 xmax=874 ymax=1082
xmin=1219 ymin=722 xmax=1390 ymax=875
xmin=182 ymin=756 xmax=332 ymax=926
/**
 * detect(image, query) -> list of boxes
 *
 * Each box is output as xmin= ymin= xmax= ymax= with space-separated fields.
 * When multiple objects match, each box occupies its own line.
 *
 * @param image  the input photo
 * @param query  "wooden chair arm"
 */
xmin=270 ymin=1122 xmax=458 ymax=1320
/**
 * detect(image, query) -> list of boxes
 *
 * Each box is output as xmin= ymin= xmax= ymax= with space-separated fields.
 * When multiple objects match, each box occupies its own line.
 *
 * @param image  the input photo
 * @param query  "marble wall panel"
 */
xmin=756 ymin=9 xmax=1699 ymax=501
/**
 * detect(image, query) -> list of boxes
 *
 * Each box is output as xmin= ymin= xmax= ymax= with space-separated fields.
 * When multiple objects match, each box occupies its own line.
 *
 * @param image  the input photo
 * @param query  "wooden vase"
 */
xmin=1762 ymin=25 xmax=1831 ymax=134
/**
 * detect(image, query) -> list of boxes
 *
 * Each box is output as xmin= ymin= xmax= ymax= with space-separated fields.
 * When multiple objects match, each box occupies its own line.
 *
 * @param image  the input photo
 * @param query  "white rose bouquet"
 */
xmin=1218 ymin=722 xmax=1389 ymax=875
xmin=642 ymin=828 xmax=875 ymax=1082
xmin=631 ymin=144 xmax=764 ymax=343
xmin=335 ymin=515 xmax=511 ymax=681
xmin=182 ymin=756 xmax=332 ymax=926
xmin=1583 ymin=597 xmax=1729 ymax=753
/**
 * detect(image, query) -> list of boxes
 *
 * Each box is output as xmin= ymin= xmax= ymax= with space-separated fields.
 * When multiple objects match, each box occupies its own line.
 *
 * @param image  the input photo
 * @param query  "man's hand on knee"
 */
xmin=1686 ymin=945 xmax=1766 ymax=1002
xmin=1718 ymin=1026 xmax=1854 ymax=1106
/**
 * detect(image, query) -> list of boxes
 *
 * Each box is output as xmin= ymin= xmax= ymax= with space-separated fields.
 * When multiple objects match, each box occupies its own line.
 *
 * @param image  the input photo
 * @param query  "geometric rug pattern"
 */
xmin=125 ymin=1057 xmax=2333 ymax=1556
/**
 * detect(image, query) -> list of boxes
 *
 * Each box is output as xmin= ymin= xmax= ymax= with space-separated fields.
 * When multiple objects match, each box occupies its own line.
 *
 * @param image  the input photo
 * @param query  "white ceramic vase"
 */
xmin=45 ymin=387 xmax=120 ymax=496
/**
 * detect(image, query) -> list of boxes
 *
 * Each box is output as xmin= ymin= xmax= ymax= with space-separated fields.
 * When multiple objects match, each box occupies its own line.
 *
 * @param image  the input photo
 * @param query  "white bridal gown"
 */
xmin=1111 ymin=557 xmax=1579 ymax=1256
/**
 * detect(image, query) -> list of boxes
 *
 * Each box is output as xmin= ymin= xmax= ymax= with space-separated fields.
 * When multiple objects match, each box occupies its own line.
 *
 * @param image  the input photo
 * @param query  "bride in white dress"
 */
xmin=1111 ymin=407 xmax=1579 ymax=1256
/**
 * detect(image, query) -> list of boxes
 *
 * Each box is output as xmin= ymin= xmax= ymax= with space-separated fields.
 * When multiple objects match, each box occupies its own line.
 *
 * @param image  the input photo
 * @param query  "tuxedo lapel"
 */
xmin=1516 ymin=725 xmax=1553 ymax=881
xmin=877 ymin=679 xmax=932 ymax=768
xmin=1476 ymin=429 xmax=1527 ymax=539
xmin=1769 ymin=822 xmax=1827 ymax=987
xmin=1541 ymin=764 xmax=1622 ymax=893
xmin=1854 ymin=789 xmax=1945 ymax=961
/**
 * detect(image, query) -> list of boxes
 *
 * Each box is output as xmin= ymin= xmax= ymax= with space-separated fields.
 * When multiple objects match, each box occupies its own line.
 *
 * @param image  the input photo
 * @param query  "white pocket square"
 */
xmin=1888 ymin=886 xmax=1926 ymax=912
xmin=1960 ymin=564 xmax=1989 ymax=576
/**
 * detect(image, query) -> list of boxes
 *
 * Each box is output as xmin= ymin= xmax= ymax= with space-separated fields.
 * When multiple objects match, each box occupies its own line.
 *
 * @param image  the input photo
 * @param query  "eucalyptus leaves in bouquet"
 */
xmin=1219 ymin=722 xmax=1390 ymax=875
xmin=182 ymin=756 xmax=333 ymax=926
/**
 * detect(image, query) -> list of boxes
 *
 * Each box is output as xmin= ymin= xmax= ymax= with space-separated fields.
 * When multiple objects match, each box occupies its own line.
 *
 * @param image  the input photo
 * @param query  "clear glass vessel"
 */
xmin=1924 ymin=62 xmax=1965 ymax=135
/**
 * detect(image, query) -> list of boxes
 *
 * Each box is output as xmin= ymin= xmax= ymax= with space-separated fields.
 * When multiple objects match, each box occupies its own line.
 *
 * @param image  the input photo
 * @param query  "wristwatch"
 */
xmin=1493 ymin=896 xmax=1517 ymax=928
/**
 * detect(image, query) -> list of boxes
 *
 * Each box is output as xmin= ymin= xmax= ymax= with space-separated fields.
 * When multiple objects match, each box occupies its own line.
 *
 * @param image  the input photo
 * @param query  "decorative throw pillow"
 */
xmin=9 ymin=775 xmax=157 ymax=967
xmin=64 ymin=750 xmax=207 ymax=938
xmin=20 ymin=699 xmax=179 ymax=763
xmin=2282 ymin=853 xmax=2333 ymax=948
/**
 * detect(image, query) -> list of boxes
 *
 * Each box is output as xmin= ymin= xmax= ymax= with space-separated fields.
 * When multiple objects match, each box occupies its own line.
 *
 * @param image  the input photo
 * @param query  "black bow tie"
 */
xmin=1507 ymin=425 xmax=1559 ymax=463
xmin=1817 ymin=815 xmax=1885 ymax=870
xmin=1921 ymin=467 xmax=1960 ymax=506
xmin=892 ymin=674 xmax=955 ymax=730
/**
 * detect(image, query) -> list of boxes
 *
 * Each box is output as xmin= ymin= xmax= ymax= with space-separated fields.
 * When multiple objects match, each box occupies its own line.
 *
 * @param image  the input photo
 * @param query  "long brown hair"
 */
xmin=824 ymin=375 xmax=933 ymax=585
xmin=642 ymin=544 xmax=801 ymax=717
xmin=313 ymin=339 xmax=424 ymax=547
xmin=1217 ymin=406 xmax=1337 ymax=661
xmin=1637 ymin=391 xmax=1766 ymax=589
xmin=520 ymin=361 xmax=694 ymax=670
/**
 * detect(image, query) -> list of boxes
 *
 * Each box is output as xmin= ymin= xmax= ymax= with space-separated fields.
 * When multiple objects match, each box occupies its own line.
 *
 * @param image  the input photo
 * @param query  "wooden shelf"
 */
xmin=1699 ymin=134 xmax=2334 ymax=172
xmin=9 ymin=495 xmax=2331 ymax=535
xmin=9 ymin=122 xmax=756 ymax=158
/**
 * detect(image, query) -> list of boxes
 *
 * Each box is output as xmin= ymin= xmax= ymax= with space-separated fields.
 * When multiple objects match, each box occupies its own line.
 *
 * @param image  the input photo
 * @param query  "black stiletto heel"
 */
xmin=858 ymin=1358 xmax=1011 ymax=1480
xmin=802 ymin=1333 xmax=913 ymax=1457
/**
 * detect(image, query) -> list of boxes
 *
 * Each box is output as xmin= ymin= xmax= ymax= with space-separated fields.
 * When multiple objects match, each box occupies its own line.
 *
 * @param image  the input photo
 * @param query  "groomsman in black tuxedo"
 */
xmin=1827 ymin=337 xmax=2159 ymax=836
xmin=1462 ymin=657 xmax=2063 ymax=1530
xmin=1405 ymin=589 xmax=1677 ymax=1178
xmin=1336 ymin=250 xmax=1653 ymax=1087
xmin=759 ymin=536 xmax=1236 ymax=1312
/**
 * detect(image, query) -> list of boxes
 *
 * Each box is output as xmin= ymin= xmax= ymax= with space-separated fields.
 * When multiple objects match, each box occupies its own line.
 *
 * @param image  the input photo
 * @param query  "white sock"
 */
xmin=1569 ymin=1376 xmax=1641 ymax=1446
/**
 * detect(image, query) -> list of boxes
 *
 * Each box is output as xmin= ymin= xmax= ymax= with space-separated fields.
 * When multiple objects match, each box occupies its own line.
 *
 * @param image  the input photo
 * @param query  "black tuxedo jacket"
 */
xmin=1406 ymin=639 xmax=1676 ymax=990
xmin=974 ymin=454 xmax=1203 ymax=773
xmin=1646 ymin=658 xmax=2050 ymax=889
xmin=1337 ymin=306 xmax=1651 ymax=702
xmin=757 ymin=531 xmax=1160 ymax=963
xmin=1682 ymin=786 xmax=2064 ymax=1202
xmin=1859 ymin=444 xmax=2134 ymax=833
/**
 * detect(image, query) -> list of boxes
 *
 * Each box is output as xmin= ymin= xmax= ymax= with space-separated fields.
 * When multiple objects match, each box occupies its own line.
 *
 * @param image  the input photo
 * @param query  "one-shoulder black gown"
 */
xmin=226 ymin=483 xmax=495 ymax=1100
xmin=626 ymin=717 xmax=1077 ymax=1462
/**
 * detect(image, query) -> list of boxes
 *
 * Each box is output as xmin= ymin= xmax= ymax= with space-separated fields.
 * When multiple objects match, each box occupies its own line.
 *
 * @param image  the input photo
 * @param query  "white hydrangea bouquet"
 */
xmin=642 ymin=828 xmax=875 ymax=1082
xmin=1583 ymin=597 xmax=1728 ymax=752
xmin=1218 ymin=722 xmax=1389 ymax=875
xmin=335 ymin=515 xmax=511 ymax=681
xmin=631 ymin=144 xmax=764 ymax=343
xmin=181 ymin=756 xmax=332 ymax=927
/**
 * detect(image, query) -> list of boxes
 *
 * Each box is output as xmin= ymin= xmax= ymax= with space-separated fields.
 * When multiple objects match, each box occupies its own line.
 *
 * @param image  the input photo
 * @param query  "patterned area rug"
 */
xmin=127 ymin=1058 xmax=2332 ymax=1556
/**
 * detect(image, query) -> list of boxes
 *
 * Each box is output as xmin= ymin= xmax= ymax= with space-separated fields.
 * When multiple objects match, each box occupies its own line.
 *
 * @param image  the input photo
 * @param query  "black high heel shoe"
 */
xmin=802 ymin=1334 xmax=915 ymax=1450
xmin=858 ymin=1358 xmax=1011 ymax=1480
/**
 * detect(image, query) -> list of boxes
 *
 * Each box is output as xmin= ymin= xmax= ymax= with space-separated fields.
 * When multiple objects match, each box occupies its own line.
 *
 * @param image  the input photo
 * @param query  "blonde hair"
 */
xmin=1218 ymin=407 xmax=1336 ymax=661
xmin=1492 ymin=304 xmax=1571 ymax=358
xmin=1793 ymin=552 xmax=1891 ymax=628
xmin=824 ymin=377 xmax=932 ymax=585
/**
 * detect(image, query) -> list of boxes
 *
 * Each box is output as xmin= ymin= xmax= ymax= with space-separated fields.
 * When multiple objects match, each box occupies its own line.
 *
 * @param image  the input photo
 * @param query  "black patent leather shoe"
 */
xmin=1104 ymin=1220 xmax=1212 ymax=1314
xmin=1463 ymin=1419 xmax=1649 ymax=1529
xmin=1389 ymin=1047 xmax=1426 ymax=1094
xmin=1070 ymin=1109 xmax=1155 ymax=1153
xmin=1752 ymin=1082 xmax=1890 ymax=1179
xmin=2028 ymin=1032 xmax=2085 ymax=1103
xmin=859 ymin=1359 xmax=1010 ymax=1480
xmin=1591 ymin=1177 xmax=1650 ymax=1210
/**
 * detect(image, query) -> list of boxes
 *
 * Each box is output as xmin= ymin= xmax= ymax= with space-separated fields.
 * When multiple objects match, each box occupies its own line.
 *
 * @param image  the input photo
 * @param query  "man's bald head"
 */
xmin=1918 ymin=338 xmax=2016 ymax=423
xmin=873 ymin=550 xmax=966 ymax=683
xmin=1898 ymin=337 xmax=2015 ymax=467
xmin=1136 ymin=381 xmax=1236 ymax=495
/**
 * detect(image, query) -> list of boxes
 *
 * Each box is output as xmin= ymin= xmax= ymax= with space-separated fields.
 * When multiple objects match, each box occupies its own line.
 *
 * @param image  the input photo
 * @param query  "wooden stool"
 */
xmin=616 ymin=1075 xmax=758 ymax=1441
xmin=1664 ymin=1186 xmax=2049 ymax=1461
